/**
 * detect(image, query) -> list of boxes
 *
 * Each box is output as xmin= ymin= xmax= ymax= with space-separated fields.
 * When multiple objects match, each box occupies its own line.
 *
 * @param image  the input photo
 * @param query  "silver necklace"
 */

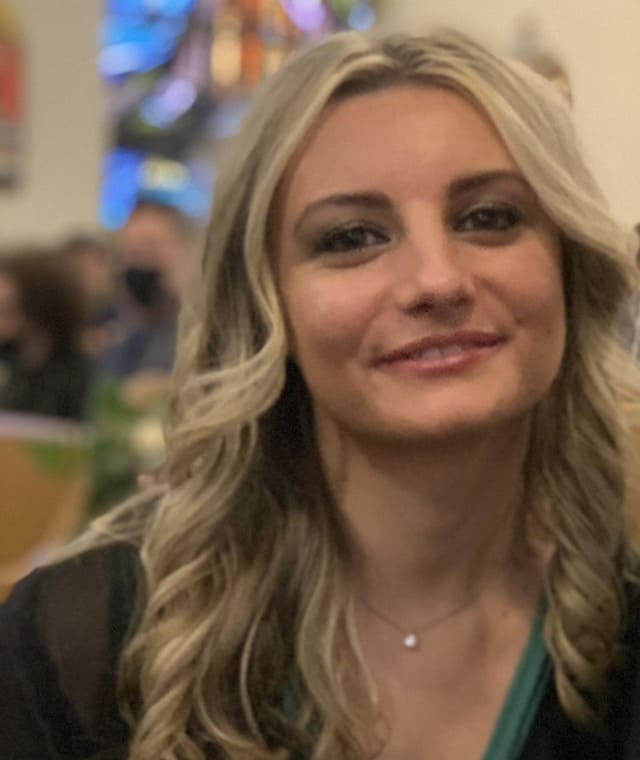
xmin=359 ymin=592 xmax=480 ymax=650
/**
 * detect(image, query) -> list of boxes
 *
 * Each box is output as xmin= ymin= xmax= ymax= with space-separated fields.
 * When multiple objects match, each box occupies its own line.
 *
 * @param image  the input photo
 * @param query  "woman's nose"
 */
xmin=391 ymin=225 xmax=475 ymax=315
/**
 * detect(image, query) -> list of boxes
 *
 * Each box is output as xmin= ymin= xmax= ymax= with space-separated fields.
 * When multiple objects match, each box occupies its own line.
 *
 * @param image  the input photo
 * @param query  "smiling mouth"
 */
xmin=376 ymin=332 xmax=503 ymax=365
xmin=406 ymin=342 xmax=490 ymax=360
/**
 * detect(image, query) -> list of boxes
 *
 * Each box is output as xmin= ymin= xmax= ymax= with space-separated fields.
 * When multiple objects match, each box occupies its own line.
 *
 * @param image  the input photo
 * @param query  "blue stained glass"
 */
xmin=107 ymin=0 xmax=197 ymax=17
xmin=146 ymin=0 xmax=197 ymax=15
xmin=136 ymin=158 xmax=213 ymax=219
xmin=100 ymin=18 xmax=186 ymax=49
xmin=140 ymin=78 xmax=198 ymax=127
xmin=99 ymin=18 xmax=186 ymax=77
xmin=347 ymin=3 xmax=375 ymax=31
xmin=100 ymin=149 xmax=213 ymax=227
xmin=100 ymin=148 xmax=144 ymax=229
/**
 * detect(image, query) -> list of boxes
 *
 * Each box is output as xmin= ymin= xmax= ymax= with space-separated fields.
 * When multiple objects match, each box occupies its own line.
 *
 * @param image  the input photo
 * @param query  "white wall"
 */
xmin=1 ymin=0 xmax=106 ymax=246
xmin=376 ymin=0 xmax=640 ymax=228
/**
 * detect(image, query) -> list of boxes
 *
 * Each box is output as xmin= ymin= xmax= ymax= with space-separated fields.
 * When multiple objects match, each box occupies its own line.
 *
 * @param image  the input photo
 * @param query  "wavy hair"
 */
xmin=78 ymin=30 xmax=640 ymax=758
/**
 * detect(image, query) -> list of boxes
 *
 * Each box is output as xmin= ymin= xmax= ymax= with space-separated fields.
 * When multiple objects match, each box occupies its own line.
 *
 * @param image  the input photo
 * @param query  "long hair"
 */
xmin=77 ymin=30 xmax=640 ymax=758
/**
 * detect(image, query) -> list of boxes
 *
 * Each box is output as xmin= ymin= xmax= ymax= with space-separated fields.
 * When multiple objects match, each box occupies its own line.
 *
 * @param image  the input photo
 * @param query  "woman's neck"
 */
xmin=318 ymin=417 xmax=537 ymax=616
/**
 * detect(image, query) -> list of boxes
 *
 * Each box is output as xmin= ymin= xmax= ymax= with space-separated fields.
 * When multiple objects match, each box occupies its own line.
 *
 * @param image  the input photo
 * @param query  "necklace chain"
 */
xmin=359 ymin=591 xmax=480 ymax=650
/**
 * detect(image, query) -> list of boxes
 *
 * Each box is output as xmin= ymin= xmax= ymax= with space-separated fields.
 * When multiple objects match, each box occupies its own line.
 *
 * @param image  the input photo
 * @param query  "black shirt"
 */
xmin=0 ymin=352 xmax=93 ymax=420
xmin=1 ymin=543 xmax=639 ymax=759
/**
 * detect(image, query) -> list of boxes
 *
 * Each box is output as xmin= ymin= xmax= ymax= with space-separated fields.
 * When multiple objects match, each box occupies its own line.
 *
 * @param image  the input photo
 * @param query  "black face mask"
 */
xmin=123 ymin=266 xmax=165 ymax=308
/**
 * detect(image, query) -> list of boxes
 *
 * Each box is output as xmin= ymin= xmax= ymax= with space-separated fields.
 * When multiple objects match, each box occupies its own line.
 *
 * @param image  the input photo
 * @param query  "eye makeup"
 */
xmin=312 ymin=222 xmax=391 ymax=255
xmin=453 ymin=202 xmax=526 ymax=233
xmin=290 ymin=170 xmax=548 ymax=263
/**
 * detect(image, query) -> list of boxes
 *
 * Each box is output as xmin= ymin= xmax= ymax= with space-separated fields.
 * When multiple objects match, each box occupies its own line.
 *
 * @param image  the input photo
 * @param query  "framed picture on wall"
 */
xmin=0 ymin=1 xmax=22 ymax=189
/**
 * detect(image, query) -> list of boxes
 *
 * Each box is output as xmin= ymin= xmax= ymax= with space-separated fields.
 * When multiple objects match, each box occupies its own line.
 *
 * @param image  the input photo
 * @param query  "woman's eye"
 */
xmin=314 ymin=225 xmax=389 ymax=254
xmin=455 ymin=205 xmax=524 ymax=234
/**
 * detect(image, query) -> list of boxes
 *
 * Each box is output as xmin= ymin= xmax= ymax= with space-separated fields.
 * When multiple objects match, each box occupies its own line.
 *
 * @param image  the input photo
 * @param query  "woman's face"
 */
xmin=273 ymin=86 xmax=566 ymax=443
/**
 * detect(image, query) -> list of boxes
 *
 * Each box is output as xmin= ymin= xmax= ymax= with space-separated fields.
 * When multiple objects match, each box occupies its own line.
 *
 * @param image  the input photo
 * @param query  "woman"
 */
xmin=1 ymin=30 xmax=639 ymax=760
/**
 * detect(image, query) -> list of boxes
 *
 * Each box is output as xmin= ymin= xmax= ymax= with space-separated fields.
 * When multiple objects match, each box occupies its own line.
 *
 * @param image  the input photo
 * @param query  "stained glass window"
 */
xmin=99 ymin=0 xmax=377 ymax=228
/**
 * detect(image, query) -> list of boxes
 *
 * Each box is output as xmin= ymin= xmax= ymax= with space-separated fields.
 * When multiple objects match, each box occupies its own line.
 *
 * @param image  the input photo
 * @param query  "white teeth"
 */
xmin=415 ymin=344 xmax=467 ymax=360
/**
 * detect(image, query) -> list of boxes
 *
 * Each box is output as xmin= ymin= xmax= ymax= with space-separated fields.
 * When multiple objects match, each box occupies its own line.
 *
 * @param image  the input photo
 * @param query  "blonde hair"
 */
xmin=79 ymin=30 xmax=640 ymax=758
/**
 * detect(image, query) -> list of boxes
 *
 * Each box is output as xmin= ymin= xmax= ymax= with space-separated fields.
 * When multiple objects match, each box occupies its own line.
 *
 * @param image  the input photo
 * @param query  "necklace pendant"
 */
xmin=403 ymin=633 xmax=419 ymax=649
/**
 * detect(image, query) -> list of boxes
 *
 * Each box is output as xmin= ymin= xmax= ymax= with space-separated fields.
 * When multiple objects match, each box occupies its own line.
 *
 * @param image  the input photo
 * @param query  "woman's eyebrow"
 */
xmin=292 ymin=172 xmax=531 ymax=235
xmin=448 ymin=170 xmax=531 ymax=198
xmin=293 ymin=191 xmax=390 ymax=236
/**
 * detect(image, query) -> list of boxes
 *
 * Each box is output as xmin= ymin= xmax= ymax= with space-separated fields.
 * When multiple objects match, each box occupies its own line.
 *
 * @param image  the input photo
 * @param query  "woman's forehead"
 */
xmin=275 ymin=85 xmax=517 ymax=222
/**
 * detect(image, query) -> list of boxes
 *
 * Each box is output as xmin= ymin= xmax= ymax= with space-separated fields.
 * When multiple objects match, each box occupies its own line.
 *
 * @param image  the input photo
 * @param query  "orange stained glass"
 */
xmin=241 ymin=30 xmax=263 ymax=88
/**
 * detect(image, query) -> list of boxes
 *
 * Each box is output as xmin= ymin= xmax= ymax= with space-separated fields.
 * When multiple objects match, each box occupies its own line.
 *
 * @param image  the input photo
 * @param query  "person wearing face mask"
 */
xmin=0 ymin=247 xmax=92 ymax=420
xmin=99 ymin=201 xmax=192 ymax=380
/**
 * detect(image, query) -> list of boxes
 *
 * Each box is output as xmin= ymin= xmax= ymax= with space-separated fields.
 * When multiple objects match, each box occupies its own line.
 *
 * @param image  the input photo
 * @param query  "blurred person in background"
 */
xmin=100 ymin=200 xmax=192 ymax=380
xmin=61 ymin=234 xmax=119 ymax=357
xmin=87 ymin=202 xmax=193 ymax=517
xmin=0 ymin=247 xmax=92 ymax=420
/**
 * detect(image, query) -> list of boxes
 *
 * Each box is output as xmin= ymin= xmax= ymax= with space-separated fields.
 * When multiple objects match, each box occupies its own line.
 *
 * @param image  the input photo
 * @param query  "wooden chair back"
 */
xmin=0 ymin=413 xmax=91 ymax=600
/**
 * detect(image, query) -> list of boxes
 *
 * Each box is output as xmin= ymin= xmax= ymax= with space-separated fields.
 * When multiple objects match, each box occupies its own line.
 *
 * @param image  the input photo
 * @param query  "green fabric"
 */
xmin=481 ymin=598 xmax=550 ymax=760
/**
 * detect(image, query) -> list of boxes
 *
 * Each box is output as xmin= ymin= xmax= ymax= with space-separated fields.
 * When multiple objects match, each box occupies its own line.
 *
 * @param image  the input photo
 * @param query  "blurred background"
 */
xmin=0 ymin=0 xmax=639 ymax=595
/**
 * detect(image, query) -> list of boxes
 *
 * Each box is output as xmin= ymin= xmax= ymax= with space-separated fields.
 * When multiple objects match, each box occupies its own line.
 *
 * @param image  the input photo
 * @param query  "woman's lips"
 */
xmin=374 ymin=332 xmax=504 ymax=376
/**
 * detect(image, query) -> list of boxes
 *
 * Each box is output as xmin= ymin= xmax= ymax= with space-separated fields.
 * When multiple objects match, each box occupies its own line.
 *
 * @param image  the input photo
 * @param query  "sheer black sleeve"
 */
xmin=0 ymin=542 xmax=142 ymax=759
